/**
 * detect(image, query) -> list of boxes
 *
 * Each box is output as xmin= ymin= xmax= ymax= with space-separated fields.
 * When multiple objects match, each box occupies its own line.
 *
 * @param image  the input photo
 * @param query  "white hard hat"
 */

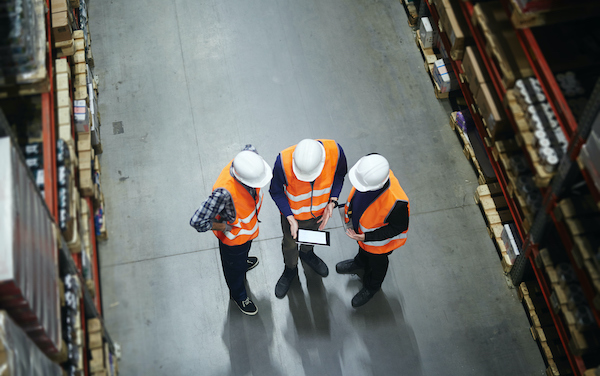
xmin=348 ymin=154 xmax=390 ymax=192
xmin=232 ymin=151 xmax=272 ymax=188
xmin=292 ymin=139 xmax=326 ymax=182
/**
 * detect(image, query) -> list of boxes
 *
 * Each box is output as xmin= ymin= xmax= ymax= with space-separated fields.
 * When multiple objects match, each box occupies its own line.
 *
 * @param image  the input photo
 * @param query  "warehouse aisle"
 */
xmin=91 ymin=0 xmax=545 ymax=375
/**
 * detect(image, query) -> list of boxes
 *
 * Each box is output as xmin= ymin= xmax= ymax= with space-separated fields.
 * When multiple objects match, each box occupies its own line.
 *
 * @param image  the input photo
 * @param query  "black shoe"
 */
xmin=299 ymin=250 xmax=329 ymax=277
xmin=275 ymin=267 xmax=298 ymax=298
xmin=233 ymin=297 xmax=258 ymax=315
xmin=247 ymin=257 xmax=259 ymax=271
xmin=336 ymin=259 xmax=362 ymax=274
xmin=351 ymin=288 xmax=378 ymax=308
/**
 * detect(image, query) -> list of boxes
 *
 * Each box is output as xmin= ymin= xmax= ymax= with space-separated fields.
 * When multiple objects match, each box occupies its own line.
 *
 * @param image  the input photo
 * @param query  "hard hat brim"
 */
xmin=348 ymin=157 xmax=389 ymax=192
xmin=233 ymin=159 xmax=273 ymax=188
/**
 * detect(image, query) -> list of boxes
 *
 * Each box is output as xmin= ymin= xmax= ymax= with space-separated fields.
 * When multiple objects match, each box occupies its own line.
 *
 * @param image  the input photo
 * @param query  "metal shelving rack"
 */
xmin=8 ymin=0 xmax=114 ymax=373
xmin=424 ymin=1 xmax=600 ymax=374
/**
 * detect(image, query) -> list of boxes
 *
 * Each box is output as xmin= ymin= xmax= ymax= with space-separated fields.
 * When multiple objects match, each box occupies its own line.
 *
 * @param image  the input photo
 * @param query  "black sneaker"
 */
xmin=247 ymin=257 xmax=259 ymax=271
xmin=351 ymin=288 xmax=378 ymax=308
xmin=275 ymin=266 xmax=298 ymax=298
xmin=234 ymin=297 xmax=258 ymax=315
xmin=336 ymin=259 xmax=362 ymax=274
xmin=299 ymin=250 xmax=329 ymax=277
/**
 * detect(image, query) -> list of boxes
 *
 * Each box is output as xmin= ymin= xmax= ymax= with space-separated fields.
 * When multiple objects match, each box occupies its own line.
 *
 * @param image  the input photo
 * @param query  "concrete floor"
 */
xmin=91 ymin=0 xmax=546 ymax=375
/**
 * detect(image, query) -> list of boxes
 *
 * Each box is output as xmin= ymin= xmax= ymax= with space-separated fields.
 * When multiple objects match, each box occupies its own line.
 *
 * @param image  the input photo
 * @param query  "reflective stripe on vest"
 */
xmin=281 ymin=139 xmax=339 ymax=220
xmin=347 ymin=171 xmax=409 ymax=254
xmin=212 ymin=161 xmax=262 ymax=246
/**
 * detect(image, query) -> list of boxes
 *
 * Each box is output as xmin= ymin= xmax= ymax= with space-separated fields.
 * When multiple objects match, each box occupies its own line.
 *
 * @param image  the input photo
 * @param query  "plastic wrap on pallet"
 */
xmin=456 ymin=109 xmax=474 ymax=133
xmin=0 ymin=311 xmax=63 ymax=375
xmin=0 ymin=137 xmax=62 ymax=356
xmin=502 ymin=223 xmax=522 ymax=264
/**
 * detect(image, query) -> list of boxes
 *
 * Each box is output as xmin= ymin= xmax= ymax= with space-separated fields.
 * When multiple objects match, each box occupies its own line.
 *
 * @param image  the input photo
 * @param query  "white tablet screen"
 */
xmin=297 ymin=229 xmax=328 ymax=245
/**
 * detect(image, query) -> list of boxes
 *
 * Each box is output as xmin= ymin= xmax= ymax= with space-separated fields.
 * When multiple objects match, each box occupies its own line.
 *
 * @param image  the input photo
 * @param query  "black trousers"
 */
xmin=354 ymin=247 xmax=392 ymax=291
xmin=218 ymin=240 xmax=251 ymax=302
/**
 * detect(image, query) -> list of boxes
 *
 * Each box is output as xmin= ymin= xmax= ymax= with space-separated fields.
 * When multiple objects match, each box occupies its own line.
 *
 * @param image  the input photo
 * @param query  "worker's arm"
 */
xmin=330 ymin=143 xmax=348 ymax=199
xmin=269 ymin=156 xmax=294 ymax=217
xmin=363 ymin=201 xmax=409 ymax=242
xmin=190 ymin=188 xmax=235 ymax=232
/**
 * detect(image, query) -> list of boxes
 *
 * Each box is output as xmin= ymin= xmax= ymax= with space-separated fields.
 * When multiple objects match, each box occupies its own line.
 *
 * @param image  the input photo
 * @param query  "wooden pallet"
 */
xmin=474 ymin=183 xmax=514 ymax=271
xmin=414 ymin=32 xmax=450 ymax=99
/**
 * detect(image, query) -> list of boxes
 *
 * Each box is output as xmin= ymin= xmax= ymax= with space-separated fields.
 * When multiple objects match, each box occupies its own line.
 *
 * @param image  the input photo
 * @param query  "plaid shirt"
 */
xmin=190 ymin=145 xmax=258 ymax=233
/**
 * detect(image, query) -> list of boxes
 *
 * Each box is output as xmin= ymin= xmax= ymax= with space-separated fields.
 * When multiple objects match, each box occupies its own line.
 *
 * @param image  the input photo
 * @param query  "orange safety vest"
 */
xmin=212 ymin=161 xmax=263 ymax=246
xmin=345 ymin=171 xmax=409 ymax=254
xmin=281 ymin=139 xmax=339 ymax=220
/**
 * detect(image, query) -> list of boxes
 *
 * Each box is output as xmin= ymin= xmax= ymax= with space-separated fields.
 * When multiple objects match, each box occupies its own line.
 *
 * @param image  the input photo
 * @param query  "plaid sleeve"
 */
xmin=190 ymin=188 xmax=234 ymax=232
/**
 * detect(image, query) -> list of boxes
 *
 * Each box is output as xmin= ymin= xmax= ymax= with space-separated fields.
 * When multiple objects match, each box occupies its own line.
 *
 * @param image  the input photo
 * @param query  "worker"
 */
xmin=269 ymin=139 xmax=348 ymax=298
xmin=190 ymin=145 xmax=272 ymax=315
xmin=336 ymin=154 xmax=409 ymax=308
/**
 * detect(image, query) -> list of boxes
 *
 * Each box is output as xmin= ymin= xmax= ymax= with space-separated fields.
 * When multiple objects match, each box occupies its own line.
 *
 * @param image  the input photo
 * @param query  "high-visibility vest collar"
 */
xmin=346 ymin=171 xmax=409 ymax=254
xmin=212 ymin=161 xmax=262 ymax=246
xmin=281 ymin=139 xmax=339 ymax=220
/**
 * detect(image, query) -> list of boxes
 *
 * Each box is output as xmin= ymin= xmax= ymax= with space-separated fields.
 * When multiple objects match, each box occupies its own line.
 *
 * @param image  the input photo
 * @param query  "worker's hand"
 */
xmin=346 ymin=228 xmax=365 ymax=241
xmin=287 ymin=215 xmax=299 ymax=239
xmin=317 ymin=201 xmax=335 ymax=230
xmin=212 ymin=222 xmax=232 ymax=232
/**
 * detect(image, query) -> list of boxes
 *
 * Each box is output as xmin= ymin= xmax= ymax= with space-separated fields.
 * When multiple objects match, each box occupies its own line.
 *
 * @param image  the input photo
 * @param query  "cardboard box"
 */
xmin=56 ymin=72 xmax=69 ymax=91
xmin=57 ymin=106 xmax=71 ymax=126
xmin=73 ymin=29 xmax=84 ymax=39
xmin=74 ymin=73 xmax=87 ymax=88
xmin=74 ymin=100 xmax=90 ymax=132
xmin=58 ymin=124 xmax=73 ymax=142
xmin=476 ymin=83 xmax=507 ymax=137
xmin=79 ymin=150 xmax=92 ymax=170
xmin=51 ymin=0 xmax=69 ymax=13
xmin=74 ymin=86 xmax=88 ymax=100
xmin=74 ymin=38 xmax=85 ymax=51
xmin=51 ymin=11 xmax=72 ymax=42
xmin=73 ymin=62 xmax=86 ymax=75
xmin=77 ymin=131 xmax=91 ymax=153
xmin=419 ymin=17 xmax=434 ymax=48
xmin=56 ymin=90 xmax=71 ymax=110
xmin=73 ymin=50 xmax=86 ymax=64
xmin=55 ymin=58 xmax=71 ymax=77
xmin=439 ymin=0 xmax=470 ymax=61
xmin=462 ymin=46 xmax=490 ymax=99
xmin=89 ymin=347 xmax=105 ymax=372
xmin=432 ymin=58 xmax=458 ymax=93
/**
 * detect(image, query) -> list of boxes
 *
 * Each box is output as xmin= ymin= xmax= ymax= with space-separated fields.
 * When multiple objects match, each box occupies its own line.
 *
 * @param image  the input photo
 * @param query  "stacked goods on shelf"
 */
xmin=0 ymin=0 xmax=48 ymax=97
xmin=23 ymin=141 xmax=45 ymax=195
xmin=433 ymin=58 xmax=459 ymax=95
xmin=450 ymin=111 xmax=496 ymax=184
xmin=0 ymin=311 xmax=63 ymax=375
xmin=519 ymin=281 xmax=573 ymax=376
xmin=554 ymin=196 xmax=600 ymax=312
xmin=535 ymin=249 xmax=600 ymax=361
xmin=401 ymin=0 xmax=420 ymax=27
xmin=474 ymin=182 xmax=516 ymax=271
xmin=432 ymin=0 xmax=471 ymax=60
xmin=51 ymin=0 xmax=76 ymax=57
xmin=579 ymin=118 xmax=600 ymax=197
xmin=61 ymin=274 xmax=84 ymax=375
xmin=0 ymin=137 xmax=62 ymax=356
xmin=508 ymin=0 xmax=600 ymax=29
xmin=87 ymin=318 xmax=118 ymax=375
xmin=80 ymin=197 xmax=97 ymax=297
xmin=471 ymin=2 xmax=533 ymax=89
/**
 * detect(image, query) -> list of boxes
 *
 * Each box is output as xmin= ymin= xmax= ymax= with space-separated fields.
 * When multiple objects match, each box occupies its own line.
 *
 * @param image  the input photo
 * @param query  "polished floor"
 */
xmin=91 ymin=0 xmax=546 ymax=375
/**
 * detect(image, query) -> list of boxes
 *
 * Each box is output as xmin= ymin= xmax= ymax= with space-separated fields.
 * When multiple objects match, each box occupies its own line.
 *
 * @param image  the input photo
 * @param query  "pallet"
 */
xmin=474 ymin=183 xmax=514 ymax=271
xmin=472 ymin=2 xmax=533 ymax=89
xmin=414 ymin=32 xmax=450 ymax=99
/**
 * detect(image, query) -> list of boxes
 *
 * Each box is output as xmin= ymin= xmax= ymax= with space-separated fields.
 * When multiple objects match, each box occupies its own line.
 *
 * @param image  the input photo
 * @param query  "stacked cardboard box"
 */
xmin=87 ymin=319 xmax=118 ymax=376
xmin=435 ymin=0 xmax=471 ymax=61
xmin=432 ymin=58 xmax=458 ymax=93
xmin=78 ymin=131 xmax=94 ymax=196
xmin=52 ymin=0 xmax=76 ymax=57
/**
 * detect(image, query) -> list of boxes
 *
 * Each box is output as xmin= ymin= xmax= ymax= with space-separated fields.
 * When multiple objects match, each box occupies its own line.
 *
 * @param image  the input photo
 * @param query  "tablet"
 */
xmin=297 ymin=229 xmax=330 ymax=246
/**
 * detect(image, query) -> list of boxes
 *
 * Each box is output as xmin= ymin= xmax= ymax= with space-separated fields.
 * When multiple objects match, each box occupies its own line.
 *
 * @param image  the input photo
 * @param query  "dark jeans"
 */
xmin=218 ymin=240 xmax=251 ymax=302
xmin=354 ymin=247 xmax=391 ymax=291
xmin=280 ymin=214 xmax=321 ymax=268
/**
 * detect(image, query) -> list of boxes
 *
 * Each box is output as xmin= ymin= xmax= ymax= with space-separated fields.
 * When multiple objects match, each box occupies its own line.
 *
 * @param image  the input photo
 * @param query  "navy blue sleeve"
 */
xmin=269 ymin=155 xmax=294 ymax=217
xmin=330 ymin=143 xmax=348 ymax=199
